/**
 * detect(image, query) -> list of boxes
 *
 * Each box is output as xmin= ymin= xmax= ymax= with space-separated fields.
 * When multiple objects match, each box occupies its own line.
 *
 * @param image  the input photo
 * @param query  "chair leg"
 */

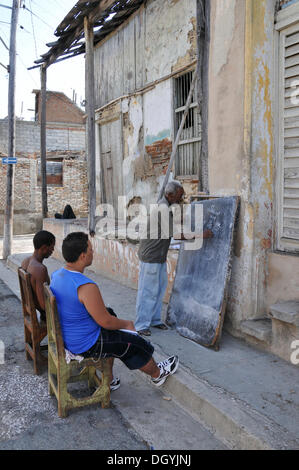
xmin=32 ymin=343 xmax=42 ymax=375
xmin=58 ymin=402 xmax=68 ymax=418
xmin=87 ymin=366 xmax=97 ymax=389
xmin=48 ymin=355 xmax=55 ymax=396
xmin=57 ymin=367 xmax=70 ymax=418
xmin=100 ymin=361 xmax=111 ymax=408
xmin=24 ymin=326 xmax=31 ymax=361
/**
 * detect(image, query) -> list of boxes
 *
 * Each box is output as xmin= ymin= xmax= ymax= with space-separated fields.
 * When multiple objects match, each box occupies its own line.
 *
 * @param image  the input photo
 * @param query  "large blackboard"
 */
xmin=166 ymin=196 xmax=239 ymax=349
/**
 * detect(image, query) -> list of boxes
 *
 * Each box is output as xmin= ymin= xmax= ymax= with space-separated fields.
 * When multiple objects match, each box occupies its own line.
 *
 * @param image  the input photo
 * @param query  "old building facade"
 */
xmin=41 ymin=0 xmax=299 ymax=363
xmin=0 ymin=91 xmax=88 ymax=234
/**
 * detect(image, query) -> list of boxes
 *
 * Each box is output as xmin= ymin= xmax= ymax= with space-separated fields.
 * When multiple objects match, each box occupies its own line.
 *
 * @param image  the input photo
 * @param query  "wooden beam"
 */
xmin=33 ymin=1 xmax=143 ymax=69
xmin=84 ymin=15 xmax=97 ymax=236
xmin=88 ymin=0 xmax=118 ymax=23
xmin=40 ymin=65 xmax=48 ymax=218
xmin=200 ymin=0 xmax=210 ymax=194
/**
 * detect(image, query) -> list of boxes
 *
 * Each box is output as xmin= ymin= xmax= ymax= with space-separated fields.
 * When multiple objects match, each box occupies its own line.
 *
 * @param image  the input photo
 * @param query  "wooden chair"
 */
xmin=43 ymin=283 xmax=111 ymax=418
xmin=18 ymin=267 xmax=48 ymax=375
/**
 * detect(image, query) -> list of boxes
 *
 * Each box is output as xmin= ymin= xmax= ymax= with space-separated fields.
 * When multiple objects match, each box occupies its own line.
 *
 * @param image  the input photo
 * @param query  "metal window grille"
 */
xmin=174 ymin=71 xmax=201 ymax=177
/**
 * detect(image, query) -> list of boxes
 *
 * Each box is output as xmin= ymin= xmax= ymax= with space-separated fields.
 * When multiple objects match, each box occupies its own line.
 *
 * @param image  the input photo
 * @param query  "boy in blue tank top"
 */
xmin=50 ymin=232 xmax=179 ymax=388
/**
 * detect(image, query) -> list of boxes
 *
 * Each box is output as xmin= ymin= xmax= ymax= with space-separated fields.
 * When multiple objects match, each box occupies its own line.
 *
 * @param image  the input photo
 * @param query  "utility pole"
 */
xmin=196 ymin=0 xmax=210 ymax=194
xmin=84 ymin=16 xmax=96 ymax=236
xmin=3 ymin=0 xmax=21 ymax=260
xmin=40 ymin=64 xmax=48 ymax=218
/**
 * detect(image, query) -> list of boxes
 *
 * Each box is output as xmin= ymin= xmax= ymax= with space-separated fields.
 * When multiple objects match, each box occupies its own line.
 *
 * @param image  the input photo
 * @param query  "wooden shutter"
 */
xmin=278 ymin=23 xmax=299 ymax=251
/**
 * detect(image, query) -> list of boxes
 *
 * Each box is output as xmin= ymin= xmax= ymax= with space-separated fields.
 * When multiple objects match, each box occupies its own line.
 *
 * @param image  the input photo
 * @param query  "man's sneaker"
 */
xmin=151 ymin=355 xmax=179 ymax=387
xmin=138 ymin=329 xmax=151 ymax=336
xmin=110 ymin=377 xmax=120 ymax=391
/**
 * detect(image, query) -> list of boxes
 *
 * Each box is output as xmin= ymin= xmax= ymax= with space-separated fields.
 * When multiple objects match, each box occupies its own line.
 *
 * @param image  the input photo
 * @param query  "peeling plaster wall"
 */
xmin=209 ymin=0 xmax=245 ymax=196
xmin=144 ymin=0 xmax=196 ymax=82
xmin=94 ymin=0 xmax=196 ymax=108
xmin=94 ymin=0 xmax=197 ymax=207
xmin=208 ymin=0 xmax=276 ymax=328
xmin=209 ymin=0 xmax=252 ymax=327
xmin=250 ymin=0 xmax=276 ymax=318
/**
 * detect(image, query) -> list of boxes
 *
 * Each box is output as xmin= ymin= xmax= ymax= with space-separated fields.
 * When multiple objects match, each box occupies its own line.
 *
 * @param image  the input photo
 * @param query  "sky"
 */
xmin=0 ymin=0 xmax=85 ymax=120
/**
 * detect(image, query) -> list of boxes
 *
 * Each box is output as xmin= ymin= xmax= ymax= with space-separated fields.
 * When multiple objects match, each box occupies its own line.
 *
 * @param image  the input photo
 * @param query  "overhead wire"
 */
xmin=0 ymin=35 xmax=9 ymax=50
xmin=22 ymin=5 xmax=55 ymax=31
xmin=28 ymin=0 xmax=38 ymax=57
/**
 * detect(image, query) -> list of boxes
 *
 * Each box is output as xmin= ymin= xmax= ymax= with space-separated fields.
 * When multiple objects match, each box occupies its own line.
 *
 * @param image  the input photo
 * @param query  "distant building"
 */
xmin=0 ymin=90 xmax=87 ymax=234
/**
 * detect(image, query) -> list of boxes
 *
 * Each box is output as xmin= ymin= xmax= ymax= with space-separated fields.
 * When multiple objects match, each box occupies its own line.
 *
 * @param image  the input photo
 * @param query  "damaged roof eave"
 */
xmin=28 ymin=0 xmax=145 ymax=71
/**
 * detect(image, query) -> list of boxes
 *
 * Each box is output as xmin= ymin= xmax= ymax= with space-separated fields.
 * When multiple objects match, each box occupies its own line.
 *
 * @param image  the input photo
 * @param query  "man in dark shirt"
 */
xmin=136 ymin=181 xmax=213 ymax=336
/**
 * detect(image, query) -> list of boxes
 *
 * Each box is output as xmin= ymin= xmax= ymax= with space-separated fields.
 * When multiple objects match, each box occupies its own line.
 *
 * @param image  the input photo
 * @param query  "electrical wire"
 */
xmin=23 ymin=5 xmax=55 ymax=31
xmin=28 ymin=0 xmax=37 ymax=57
xmin=0 ymin=35 xmax=9 ymax=50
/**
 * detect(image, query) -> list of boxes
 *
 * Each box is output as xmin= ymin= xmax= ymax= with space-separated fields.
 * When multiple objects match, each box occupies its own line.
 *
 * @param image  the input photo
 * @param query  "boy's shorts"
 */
xmin=81 ymin=307 xmax=154 ymax=370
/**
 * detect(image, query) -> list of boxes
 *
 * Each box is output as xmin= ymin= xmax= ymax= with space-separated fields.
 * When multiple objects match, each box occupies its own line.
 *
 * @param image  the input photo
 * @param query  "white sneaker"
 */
xmin=110 ymin=377 xmax=120 ymax=391
xmin=151 ymin=356 xmax=179 ymax=387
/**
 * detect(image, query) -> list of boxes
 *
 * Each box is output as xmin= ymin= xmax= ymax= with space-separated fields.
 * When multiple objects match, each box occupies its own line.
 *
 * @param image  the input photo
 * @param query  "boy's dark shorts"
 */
xmin=81 ymin=307 xmax=154 ymax=370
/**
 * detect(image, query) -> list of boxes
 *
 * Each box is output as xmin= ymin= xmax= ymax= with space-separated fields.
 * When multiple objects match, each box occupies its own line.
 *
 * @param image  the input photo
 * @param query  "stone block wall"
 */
xmin=0 ymin=120 xmax=85 ymax=154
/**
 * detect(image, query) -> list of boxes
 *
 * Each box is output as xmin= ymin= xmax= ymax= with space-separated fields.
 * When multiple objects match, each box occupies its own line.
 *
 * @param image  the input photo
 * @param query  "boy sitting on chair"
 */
xmin=21 ymin=230 xmax=56 ymax=323
xmin=50 ymin=232 xmax=179 ymax=391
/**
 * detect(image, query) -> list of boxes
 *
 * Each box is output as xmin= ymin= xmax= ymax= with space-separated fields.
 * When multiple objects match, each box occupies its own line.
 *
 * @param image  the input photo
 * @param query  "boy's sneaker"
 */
xmin=110 ymin=377 xmax=120 ymax=391
xmin=151 ymin=355 xmax=179 ymax=387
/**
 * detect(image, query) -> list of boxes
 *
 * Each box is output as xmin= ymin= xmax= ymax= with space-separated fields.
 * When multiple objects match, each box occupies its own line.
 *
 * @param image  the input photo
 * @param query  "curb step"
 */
xmin=135 ymin=347 xmax=298 ymax=450
xmin=270 ymin=301 xmax=299 ymax=327
xmin=240 ymin=318 xmax=272 ymax=343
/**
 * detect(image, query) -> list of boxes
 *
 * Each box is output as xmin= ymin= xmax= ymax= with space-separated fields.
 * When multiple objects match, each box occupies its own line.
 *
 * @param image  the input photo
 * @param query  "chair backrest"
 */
xmin=18 ymin=267 xmax=39 ymax=329
xmin=43 ymin=283 xmax=66 ymax=361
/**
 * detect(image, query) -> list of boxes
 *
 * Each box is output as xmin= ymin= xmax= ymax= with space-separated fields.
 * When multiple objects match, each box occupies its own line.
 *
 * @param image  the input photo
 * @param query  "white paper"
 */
xmin=118 ymin=329 xmax=138 ymax=335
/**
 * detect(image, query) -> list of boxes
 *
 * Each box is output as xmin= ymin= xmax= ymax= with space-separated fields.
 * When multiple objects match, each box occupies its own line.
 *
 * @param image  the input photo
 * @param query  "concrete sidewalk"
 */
xmin=1 ymin=251 xmax=299 ymax=450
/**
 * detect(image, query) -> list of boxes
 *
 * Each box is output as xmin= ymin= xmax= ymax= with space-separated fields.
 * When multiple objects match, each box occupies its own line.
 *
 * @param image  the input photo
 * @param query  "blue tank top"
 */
xmin=50 ymin=268 xmax=101 ymax=354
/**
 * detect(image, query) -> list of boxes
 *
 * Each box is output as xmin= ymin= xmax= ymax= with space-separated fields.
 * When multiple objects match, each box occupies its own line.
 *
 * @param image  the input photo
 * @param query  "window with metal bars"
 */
xmin=174 ymin=70 xmax=201 ymax=177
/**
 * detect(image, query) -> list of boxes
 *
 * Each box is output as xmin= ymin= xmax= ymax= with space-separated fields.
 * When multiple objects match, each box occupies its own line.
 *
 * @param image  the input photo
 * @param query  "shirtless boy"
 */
xmin=21 ymin=230 xmax=55 ymax=322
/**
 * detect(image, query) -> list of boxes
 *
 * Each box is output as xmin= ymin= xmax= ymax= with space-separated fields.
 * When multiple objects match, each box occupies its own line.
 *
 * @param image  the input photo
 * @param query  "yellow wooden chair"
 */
xmin=43 ymin=283 xmax=111 ymax=418
xmin=18 ymin=267 xmax=47 ymax=375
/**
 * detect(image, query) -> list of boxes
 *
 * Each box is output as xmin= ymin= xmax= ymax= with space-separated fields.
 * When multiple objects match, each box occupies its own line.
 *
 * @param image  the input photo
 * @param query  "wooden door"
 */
xmin=99 ymin=118 xmax=123 ymax=209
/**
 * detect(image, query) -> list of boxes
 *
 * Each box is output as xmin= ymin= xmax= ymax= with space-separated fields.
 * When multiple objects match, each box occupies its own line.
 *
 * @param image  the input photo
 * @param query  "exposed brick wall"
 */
xmin=0 ymin=157 xmax=33 ymax=212
xmin=34 ymin=155 xmax=88 ymax=216
xmin=0 ymin=151 xmax=88 ymax=234
xmin=0 ymin=91 xmax=87 ymax=235
xmin=145 ymin=138 xmax=172 ymax=175
xmin=34 ymin=91 xmax=85 ymax=124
